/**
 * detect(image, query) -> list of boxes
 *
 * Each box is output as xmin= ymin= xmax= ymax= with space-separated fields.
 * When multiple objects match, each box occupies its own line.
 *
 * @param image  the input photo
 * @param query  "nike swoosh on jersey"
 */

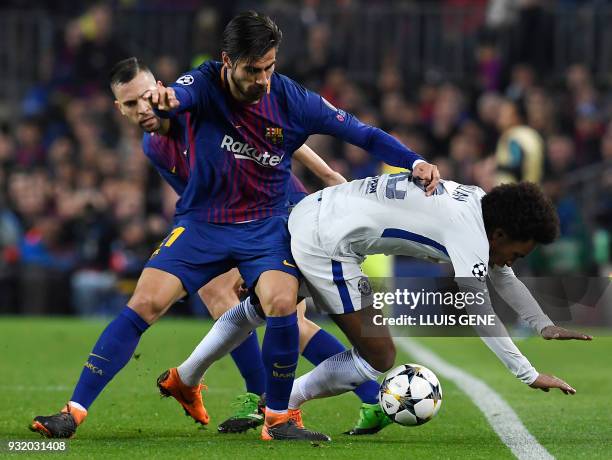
xmin=282 ymin=260 xmax=297 ymax=268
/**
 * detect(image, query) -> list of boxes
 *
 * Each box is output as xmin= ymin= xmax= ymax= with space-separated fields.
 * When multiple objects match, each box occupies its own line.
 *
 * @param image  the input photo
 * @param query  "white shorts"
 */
xmin=289 ymin=193 xmax=373 ymax=315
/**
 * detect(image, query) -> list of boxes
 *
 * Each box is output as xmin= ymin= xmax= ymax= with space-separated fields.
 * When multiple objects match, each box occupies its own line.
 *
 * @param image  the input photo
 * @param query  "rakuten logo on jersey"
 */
xmin=220 ymin=135 xmax=283 ymax=167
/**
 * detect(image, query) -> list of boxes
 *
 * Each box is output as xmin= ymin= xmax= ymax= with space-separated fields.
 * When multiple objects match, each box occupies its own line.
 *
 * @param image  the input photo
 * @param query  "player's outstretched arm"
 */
xmin=488 ymin=267 xmax=593 ymax=341
xmin=295 ymin=88 xmax=440 ymax=193
xmin=540 ymin=325 xmax=593 ymax=341
xmin=293 ymin=144 xmax=346 ymax=186
xmin=146 ymin=81 xmax=180 ymax=111
xmin=529 ymin=373 xmax=576 ymax=394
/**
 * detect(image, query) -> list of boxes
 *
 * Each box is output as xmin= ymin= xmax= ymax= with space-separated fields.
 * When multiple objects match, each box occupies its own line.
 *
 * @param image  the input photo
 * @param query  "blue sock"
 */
xmin=302 ymin=329 xmax=380 ymax=404
xmin=71 ymin=306 xmax=149 ymax=409
xmin=262 ymin=313 xmax=299 ymax=411
xmin=353 ymin=380 xmax=380 ymax=404
xmin=230 ymin=330 xmax=265 ymax=396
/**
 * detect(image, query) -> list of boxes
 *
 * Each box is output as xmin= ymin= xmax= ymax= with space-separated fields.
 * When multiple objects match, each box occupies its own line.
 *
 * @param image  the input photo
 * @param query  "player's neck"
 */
xmin=156 ymin=119 xmax=171 ymax=135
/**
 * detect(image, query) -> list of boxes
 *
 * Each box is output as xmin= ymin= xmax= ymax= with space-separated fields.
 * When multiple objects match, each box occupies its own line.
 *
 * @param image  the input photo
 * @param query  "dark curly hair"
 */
xmin=481 ymin=182 xmax=559 ymax=244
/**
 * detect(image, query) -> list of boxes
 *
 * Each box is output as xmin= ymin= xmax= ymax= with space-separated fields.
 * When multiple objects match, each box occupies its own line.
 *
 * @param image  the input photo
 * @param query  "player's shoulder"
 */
xmin=174 ymin=60 xmax=221 ymax=88
xmin=196 ymin=60 xmax=222 ymax=78
xmin=142 ymin=116 xmax=186 ymax=157
xmin=272 ymin=71 xmax=309 ymax=98
xmin=141 ymin=132 xmax=156 ymax=159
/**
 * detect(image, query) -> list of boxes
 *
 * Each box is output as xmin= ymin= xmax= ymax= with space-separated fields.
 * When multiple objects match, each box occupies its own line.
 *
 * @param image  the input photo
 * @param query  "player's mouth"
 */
xmin=247 ymin=85 xmax=266 ymax=98
xmin=140 ymin=116 xmax=158 ymax=130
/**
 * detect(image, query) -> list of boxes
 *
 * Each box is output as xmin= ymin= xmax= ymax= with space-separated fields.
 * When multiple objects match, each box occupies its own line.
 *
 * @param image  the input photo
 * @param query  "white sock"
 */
xmin=177 ymin=297 xmax=265 ymax=386
xmin=288 ymin=348 xmax=382 ymax=409
xmin=68 ymin=401 xmax=87 ymax=412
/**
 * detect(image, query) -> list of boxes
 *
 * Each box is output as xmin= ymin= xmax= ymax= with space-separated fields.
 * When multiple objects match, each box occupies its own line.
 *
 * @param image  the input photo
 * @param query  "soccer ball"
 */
xmin=378 ymin=363 xmax=442 ymax=426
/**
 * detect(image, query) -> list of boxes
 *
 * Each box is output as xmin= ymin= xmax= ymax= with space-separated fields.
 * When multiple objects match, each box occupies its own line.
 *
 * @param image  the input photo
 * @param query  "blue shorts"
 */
xmin=146 ymin=216 xmax=299 ymax=295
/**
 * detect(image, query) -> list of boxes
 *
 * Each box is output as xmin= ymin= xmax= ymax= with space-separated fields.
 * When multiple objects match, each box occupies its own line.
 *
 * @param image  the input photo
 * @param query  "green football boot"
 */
xmin=217 ymin=392 xmax=264 ymax=433
xmin=344 ymin=403 xmax=393 ymax=435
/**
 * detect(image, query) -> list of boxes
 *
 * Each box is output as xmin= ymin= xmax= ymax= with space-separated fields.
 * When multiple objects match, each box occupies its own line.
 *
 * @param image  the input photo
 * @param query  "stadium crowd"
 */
xmin=0 ymin=1 xmax=610 ymax=315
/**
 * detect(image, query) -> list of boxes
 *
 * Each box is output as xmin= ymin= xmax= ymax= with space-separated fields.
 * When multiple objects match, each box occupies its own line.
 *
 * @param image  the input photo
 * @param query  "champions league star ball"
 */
xmin=379 ymin=363 xmax=443 ymax=426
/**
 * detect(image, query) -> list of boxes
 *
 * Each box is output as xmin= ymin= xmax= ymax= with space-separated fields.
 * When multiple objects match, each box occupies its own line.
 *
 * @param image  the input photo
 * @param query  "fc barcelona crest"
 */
xmin=265 ymin=126 xmax=283 ymax=144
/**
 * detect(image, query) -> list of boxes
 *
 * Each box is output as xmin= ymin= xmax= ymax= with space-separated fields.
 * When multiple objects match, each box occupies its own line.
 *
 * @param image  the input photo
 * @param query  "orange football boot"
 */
xmin=157 ymin=368 xmax=209 ymax=425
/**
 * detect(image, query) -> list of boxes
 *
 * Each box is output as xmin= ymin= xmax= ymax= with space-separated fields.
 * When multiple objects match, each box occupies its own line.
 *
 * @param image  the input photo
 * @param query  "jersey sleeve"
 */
xmin=290 ymin=84 xmax=424 ymax=169
xmin=462 ymin=286 xmax=539 ymax=385
xmin=156 ymin=67 xmax=213 ymax=117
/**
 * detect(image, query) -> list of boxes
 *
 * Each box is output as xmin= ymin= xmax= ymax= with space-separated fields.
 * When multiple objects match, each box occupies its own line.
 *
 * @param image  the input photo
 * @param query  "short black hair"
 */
xmin=482 ymin=182 xmax=559 ymax=244
xmin=109 ymin=57 xmax=151 ymax=87
xmin=222 ymin=11 xmax=282 ymax=64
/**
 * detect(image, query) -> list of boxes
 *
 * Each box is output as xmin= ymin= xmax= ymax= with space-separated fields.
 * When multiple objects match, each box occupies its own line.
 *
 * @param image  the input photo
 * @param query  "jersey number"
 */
xmin=385 ymin=172 xmax=411 ymax=199
xmin=150 ymin=226 xmax=186 ymax=258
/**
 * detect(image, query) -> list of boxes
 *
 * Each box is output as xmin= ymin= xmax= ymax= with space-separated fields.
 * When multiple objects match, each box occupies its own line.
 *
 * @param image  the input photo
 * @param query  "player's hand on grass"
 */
xmin=147 ymin=81 xmax=180 ymax=111
xmin=541 ymin=325 xmax=593 ymax=341
xmin=412 ymin=162 xmax=440 ymax=196
xmin=530 ymin=373 xmax=576 ymax=394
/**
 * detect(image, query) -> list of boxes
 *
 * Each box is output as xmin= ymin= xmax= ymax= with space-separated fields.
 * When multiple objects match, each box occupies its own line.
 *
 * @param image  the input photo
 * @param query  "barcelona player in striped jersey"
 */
xmin=30 ymin=57 xmax=385 ymax=438
xmin=144 ymin=12 xmax=438 ymax=441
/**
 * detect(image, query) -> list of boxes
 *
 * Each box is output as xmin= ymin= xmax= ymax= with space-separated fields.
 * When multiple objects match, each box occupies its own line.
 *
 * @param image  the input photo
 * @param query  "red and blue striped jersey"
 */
xmin=162 ymin=60 xmax=423 ymax=223
xmin=142 ymin=115 xmax=191 ymax=197
xmin=142 ymin=113 xmax=308 ymax=209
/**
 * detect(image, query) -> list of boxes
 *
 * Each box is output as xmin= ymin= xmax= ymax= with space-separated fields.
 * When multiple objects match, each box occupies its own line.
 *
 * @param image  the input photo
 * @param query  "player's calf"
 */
xmin=356 ymin=338 xmax=396 ymax=373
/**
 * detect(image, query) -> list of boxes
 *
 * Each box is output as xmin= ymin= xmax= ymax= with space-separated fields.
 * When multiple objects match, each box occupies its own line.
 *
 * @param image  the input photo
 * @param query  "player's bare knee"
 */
xmin=378 ymin=343 xmax=397 ymax=372
xmin=262 ymin=292 xmax=297 ymax=317
xmin=361 ymin=341 xmax=396 ymax=372
xmin=128 ymin=292 xmax=166 ymax=324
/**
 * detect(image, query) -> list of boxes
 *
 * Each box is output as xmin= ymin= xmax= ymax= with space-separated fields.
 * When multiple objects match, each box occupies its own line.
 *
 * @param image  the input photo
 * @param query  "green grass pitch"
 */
xmin=0 ymin=317 xmax=610 ymax=459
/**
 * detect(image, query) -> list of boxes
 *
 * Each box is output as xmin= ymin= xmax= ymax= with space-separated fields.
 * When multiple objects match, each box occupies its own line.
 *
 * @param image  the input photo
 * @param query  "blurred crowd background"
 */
xmin=0 ymin=0 xmax=610 ymax=317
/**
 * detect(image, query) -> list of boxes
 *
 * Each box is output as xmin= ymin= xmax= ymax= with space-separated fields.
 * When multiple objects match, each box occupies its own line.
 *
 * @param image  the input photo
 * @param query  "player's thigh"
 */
xmin=330 ymin=307 xmax=396 ymax=372
xmin=235 ymin=216 xmax=299 ymax=316
xmin=198 ymin=268 xmax=243 ymax=320
xmin=146 ymin=221 xmax=234 ymax=298
xmin=293 ymin=250 xmax=373 ymax=316
xmin=255 ymin=270 xmax=299 ymax=317
xmin=128 ymin=267 xmax=186 ymax=324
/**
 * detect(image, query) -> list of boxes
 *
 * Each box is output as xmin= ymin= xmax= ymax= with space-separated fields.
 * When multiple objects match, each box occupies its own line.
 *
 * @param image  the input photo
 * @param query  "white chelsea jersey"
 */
xmin=317 ymin=173 xmax=489 ymax=281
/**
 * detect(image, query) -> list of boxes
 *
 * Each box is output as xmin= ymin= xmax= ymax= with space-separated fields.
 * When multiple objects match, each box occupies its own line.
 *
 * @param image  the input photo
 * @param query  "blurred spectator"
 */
xmin=289 ymin=22 xmax=337 ymax=90
xmin=14 ymin=119 xmax=45 ymax=167
xmin=495 ymin=97 xmax=544 ymax=184
xmin=73 ymin=4 xmax=130 ymax=94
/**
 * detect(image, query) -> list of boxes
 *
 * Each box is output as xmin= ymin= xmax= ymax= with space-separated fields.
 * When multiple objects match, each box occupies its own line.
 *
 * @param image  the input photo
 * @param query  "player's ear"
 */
xmin=221 ymin=52 xmax=232 ymax=69
xmin=491 ymin=228 xmax=507 ymax=243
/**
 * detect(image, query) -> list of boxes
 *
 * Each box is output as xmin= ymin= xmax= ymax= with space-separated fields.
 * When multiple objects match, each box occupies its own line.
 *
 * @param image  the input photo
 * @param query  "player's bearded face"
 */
xmin=227 ymin=49 xmax=276 ymax=103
